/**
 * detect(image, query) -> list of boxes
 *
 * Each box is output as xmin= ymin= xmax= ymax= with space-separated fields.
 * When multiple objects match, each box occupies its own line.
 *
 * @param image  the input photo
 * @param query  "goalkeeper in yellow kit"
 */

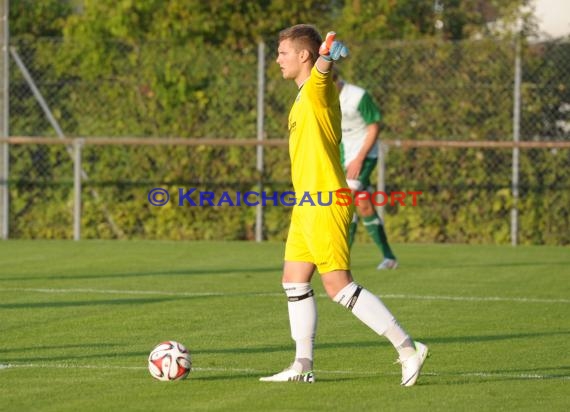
xmin=260 ymin=24 xmax=428 ymax=386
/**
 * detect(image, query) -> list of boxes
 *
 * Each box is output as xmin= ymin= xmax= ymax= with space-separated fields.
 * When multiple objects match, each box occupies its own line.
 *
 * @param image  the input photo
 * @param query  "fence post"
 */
xmin=0 ymin=0 xmax=9 ymax=240
xmin=376 ymin=142 xmax=387 ymax=220
xmin=511 ymin=37 xmax=521 ymax=246
xmin=73 ymin=138 xmax=83 ymax=241
xmin=255 ymin=41 xmax=265 ymax=242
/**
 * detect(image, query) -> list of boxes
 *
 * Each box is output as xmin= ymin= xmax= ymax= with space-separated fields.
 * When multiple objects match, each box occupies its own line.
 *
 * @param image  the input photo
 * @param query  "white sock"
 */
xmin=283 ymin=282 xmax=316 ymax=372
xmin=334 ymin=282 xmax=413 ymax=358
xmin=384 ymin=324 xmax=416 ymax=360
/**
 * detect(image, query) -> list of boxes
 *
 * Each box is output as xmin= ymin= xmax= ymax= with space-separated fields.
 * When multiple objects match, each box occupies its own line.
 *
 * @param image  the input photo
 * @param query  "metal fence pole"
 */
xmin=255 ymin=41 xmax=265 ymax=242
xmin=10 ymin=47 xmax=68 ymax=139
xmin=376 ymin=142 xmax=386 ymax=220
xmin=73 ymin=139 xmax=83 ymax=241
xmin=0 ymin=0 xmax=9 ymax=240
xmin=511 ymin=37 xmax=521 ymax=246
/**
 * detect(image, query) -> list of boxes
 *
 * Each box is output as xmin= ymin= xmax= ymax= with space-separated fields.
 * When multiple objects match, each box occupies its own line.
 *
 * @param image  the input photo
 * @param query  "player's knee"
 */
xmin=332 ymin=282 xmax=362 ymax=309
xmin=321 ymin=273 xmax=355 ymax=301
xmin=357 ymin=201 xmax=375 ymax=216
xmin=316 ymin=281 xmax=336 ymax=300
xmin=323 ymin=288 xmax=338 ymax=300
xmin=282 ymin=282 xmax=314 ymax=301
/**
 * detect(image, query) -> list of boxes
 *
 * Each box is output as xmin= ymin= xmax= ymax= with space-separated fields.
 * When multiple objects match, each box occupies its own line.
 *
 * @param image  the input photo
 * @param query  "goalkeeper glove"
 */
xmin=319 ymin=32 xmax=349 ymax=61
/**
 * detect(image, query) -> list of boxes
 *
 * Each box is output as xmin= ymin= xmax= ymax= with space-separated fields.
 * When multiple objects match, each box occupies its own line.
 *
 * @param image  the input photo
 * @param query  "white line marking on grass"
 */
xmin=0 ymin=287 xmax=568 ymax=304
xmin=1 ymin=363 xmax=568 ymax=381
xmin=437 ymin=371 xmax=569 ymax=380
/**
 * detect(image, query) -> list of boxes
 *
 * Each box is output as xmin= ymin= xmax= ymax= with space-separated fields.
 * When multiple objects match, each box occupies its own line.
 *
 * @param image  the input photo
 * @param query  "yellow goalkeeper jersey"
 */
xmin=288 ymin=66 xmax=348 ymax=194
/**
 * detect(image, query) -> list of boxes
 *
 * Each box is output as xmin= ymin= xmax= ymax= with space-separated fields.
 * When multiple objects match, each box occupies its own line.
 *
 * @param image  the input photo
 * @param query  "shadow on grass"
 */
xmin=1 ymin=341 xmax=384 ymax=364
xmin=0 ymin=343 xmax=120 ymax=354
xmin=421 ymin=330 xmax=570 ymax=345
xmin=191 ymin=330 xmax=570 ymax=356
xmin=0 ymin=266 xmax=281 ymax=282
xmin=1 ymin=350 xmax=150 ymax=364
xmin=396 ymin=260 xmax=570 ymax=270
xmin=0 ymin=297 xmax=183 ymax=309
xmin=4 ymin=332 xmax=569 ymax=383
xmin=191 ymin=371 xmax=364 ymax=382
xmin=0 ymin=291 xmax=287 ymax=310
xmin=193 ymin=340 xmax=389 ymax=356
xmin=191 ymin=373 xmax=260 ymax=382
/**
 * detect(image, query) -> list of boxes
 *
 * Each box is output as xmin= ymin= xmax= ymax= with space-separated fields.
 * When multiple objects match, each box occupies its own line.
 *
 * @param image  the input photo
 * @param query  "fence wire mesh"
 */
xmin=3 ymin=37 xmax=570 ymax=244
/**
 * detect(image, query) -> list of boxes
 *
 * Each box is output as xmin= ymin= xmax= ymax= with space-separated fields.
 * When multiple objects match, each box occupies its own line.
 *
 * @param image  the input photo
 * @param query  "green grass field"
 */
xmin=0 ymin=241 xmax=568 ymax=411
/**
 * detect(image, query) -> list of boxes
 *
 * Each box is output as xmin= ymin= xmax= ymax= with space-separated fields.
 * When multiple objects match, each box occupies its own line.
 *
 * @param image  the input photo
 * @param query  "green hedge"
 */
xmin=7 ymin=38 xmax=569 ymax=244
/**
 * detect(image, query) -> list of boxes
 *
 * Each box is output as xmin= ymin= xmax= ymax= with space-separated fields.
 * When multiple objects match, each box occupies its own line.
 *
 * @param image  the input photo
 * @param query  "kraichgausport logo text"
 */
xmin=148 ymin=188 xmax=422 ymax=207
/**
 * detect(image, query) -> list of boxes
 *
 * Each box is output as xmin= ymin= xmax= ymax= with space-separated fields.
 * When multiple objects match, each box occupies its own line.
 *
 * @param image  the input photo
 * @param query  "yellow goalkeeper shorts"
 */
xmin=284 ymin=192 xmax=353 ymax=274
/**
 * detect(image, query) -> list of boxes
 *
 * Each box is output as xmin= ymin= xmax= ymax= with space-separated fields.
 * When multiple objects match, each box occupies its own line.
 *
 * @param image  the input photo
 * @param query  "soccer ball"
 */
xmin=148 ymin=341 xmax=192 ymax=381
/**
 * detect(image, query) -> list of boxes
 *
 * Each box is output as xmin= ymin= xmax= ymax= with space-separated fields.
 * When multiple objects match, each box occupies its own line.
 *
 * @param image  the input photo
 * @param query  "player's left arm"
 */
xmin=346 ymin=93 xmax=382 ymax=179
xmin=346 ymin=122 xmax=379 ymax=179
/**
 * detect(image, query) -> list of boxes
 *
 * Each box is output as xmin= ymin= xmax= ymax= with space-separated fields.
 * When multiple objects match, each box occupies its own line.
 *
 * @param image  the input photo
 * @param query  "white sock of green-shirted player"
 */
xmin=283 ymin=282 xmax=316 ymax=372
xmin=333 ymin=282 xmax=415 ymax=360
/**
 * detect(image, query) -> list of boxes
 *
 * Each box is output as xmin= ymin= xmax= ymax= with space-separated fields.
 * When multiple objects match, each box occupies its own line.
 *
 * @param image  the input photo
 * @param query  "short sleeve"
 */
xmin=357 ymin=91 xmax=382 ymax=124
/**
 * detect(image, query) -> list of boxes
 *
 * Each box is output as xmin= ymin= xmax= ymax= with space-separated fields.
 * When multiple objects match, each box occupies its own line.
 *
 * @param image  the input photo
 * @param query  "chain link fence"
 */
xmin=1 ymin=37 xmax=569 ymax=244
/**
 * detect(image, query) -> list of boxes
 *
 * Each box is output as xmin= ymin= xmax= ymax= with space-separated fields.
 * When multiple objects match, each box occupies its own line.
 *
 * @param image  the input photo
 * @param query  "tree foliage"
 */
xmin=9 ymin=0 xmax=72 ymax=38
xmin=11 ymin=0 xmax=537 ymax=43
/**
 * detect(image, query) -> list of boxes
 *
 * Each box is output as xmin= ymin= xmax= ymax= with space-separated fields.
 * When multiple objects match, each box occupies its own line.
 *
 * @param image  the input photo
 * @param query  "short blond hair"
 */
xmin=278 ymin=24 xmax=322 ymax=65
